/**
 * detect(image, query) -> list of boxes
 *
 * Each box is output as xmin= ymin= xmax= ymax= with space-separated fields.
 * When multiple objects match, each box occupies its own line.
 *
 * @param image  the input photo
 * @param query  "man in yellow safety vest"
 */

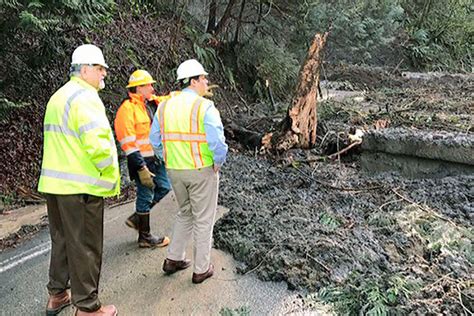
xmin=150 ymin=59 xmax=228 ymax=284
xmin=38 ymin=44 xmax=119 ymax=316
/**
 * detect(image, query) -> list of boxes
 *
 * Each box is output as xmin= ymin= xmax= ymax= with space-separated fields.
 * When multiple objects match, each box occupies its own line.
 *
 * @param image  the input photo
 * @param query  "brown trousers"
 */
xmin=45 ymin=193 xmax=104 ymax=312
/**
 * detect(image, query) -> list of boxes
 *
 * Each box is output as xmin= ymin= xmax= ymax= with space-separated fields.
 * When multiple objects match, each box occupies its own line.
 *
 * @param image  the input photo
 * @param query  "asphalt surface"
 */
xmin=0 ymin=193 xmax=294 ymax=315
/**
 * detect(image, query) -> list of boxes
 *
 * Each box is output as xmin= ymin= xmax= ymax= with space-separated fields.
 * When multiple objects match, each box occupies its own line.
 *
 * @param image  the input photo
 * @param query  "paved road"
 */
xmin=0 ymin=194 xmax=293 ymax=315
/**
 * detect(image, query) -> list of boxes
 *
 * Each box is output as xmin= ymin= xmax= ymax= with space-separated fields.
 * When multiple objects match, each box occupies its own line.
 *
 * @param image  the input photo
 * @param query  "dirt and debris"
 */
xmin=319 ymin=66 xmax=473 ymax=134
xmin=215 ymin=153 xmax=473 ymax=314
xmin=0 ymin=216 xmax=48 ymax=251
xmin=214 ymin=65 xmax=473 ymax=314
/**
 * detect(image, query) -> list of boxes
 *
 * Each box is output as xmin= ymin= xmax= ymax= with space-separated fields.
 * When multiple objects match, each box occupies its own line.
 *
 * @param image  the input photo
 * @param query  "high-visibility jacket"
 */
xmin=114 ymin=92 xmax=181 ymax=177
xmin=38 ymin=76 xmax=120 ymax=197
xmin=156 ymin=92 xmax=214 ymax=169
xmin=115 ymin=93 xmax=155 ymax=159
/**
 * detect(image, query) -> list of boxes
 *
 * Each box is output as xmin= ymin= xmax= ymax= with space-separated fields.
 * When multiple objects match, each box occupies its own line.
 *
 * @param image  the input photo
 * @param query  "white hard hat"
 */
xmin=71 ymin=44 xmax=108 ymax=68
xmin=176 ymin=59 xmax=208 ymax=81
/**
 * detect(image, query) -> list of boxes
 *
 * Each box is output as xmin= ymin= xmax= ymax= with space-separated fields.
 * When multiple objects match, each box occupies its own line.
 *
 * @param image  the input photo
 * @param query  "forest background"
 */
xmin=0 ymin=0 xmax=472 ymax=207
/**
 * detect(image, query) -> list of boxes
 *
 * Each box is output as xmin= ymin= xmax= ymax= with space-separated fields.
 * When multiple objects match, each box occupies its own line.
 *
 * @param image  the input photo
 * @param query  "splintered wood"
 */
xmin=264 ymin=32 xmax=328 ymax=152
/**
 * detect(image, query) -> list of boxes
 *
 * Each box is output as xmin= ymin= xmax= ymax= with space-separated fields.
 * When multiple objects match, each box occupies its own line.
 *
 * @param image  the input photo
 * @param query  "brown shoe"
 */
xmin=75 ymin=305 xmax=117 ymax=316
xmin=192 ymin=264 xmax=214 ymax=284
xmin=162 ymin=258 xmax=192 ymax=275
xmin=46 ymin=290 xmax=71 ymax=315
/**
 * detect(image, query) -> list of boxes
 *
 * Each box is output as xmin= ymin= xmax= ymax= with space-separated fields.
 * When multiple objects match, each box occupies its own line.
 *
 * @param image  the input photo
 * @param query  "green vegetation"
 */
xmin=319 ymin=211 xmax=341 ymax=231
xmin=0 ymin=97 xmax=27 ymax=123
xmin=1 ymin=0 xmax=114 ymax=33
xmin=318 ymin=273 xmax=421 ymax=315
xmin=219 ymin=306 xmax=251 ymax=316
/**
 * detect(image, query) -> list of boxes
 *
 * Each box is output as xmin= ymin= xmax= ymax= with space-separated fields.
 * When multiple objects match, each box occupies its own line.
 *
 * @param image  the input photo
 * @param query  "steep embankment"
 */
xmin=0 ymin=12 xmax=232 ymax=209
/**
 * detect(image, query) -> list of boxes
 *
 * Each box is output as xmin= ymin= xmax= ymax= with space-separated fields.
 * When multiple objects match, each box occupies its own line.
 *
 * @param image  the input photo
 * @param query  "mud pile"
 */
xmin=215 ymin=66 xmax=474 ymax=315
xmin=320 ymin=65 xmax=473 ymax=134
xmin=214 ymin=66 xmax=473 ymax=314
xmin=214 ymin=152 xmax=473 ymax=314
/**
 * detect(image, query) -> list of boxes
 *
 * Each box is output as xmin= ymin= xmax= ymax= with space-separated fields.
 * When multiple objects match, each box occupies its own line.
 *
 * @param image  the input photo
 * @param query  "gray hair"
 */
xmin=69 ymin=64 xmax=84 ymax=77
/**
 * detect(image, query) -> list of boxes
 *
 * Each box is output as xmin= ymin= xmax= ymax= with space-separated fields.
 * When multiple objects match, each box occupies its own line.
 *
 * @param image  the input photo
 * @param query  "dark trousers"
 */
xmin=46 ymin=193 xmax=104 ymax=312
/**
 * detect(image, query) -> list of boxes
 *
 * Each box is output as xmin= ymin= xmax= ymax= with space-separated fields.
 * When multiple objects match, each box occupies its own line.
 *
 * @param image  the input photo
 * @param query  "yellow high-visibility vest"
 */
xmin=38 ymin=76 xmax=120 ymax=197
xmin=157 ymin=92 xmax=214 ymax=169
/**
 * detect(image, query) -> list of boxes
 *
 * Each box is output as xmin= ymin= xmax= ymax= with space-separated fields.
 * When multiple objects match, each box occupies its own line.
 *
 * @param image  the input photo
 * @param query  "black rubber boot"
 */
xmin=137 ymin=213 xmax=170 ymax=248
xmin=125 ymin=212 xmax=139 ymax=230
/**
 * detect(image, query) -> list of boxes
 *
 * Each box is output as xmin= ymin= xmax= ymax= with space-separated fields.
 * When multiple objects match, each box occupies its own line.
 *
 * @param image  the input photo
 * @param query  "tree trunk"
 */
xmin=263 ymin=32 xmax=328 ymax=152
xmin=206 ymin=0 xmax=217 ymax=33
xmin=233 ymin=0 xmax=247 ymax=45
xmin=214 ymin=0 xmax=238 ymax=36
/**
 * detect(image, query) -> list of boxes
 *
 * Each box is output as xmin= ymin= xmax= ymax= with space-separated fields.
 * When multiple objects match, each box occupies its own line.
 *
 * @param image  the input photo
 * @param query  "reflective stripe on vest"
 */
xmin=120 ymin=135 xmax=136 ymax=145
xmin=136 ymin=139 xmax=150 ymax=145
xmin=43 ymin=88 xmax=115 ymax=163
xmin=39 ymin=78 xmax=120 ymax=197
xmin=79 ymin=121 xmax=103 ymax=134
xmin=189 ymin=98 xmax=205 ymax=168
xmin=159 ymin=98 xmax=207 ymax=168
xmin=44 ymin=88 xmax=111 ymax=139
xmin=44 ymin=89 xmax=86 ymax=137
xmin=162 ymin=133 xmax=207 ymax=142
xmin=95 ymin=156 xmax=113 ymax=169
xmin=41 ymin=169 xmax=116 ymax=190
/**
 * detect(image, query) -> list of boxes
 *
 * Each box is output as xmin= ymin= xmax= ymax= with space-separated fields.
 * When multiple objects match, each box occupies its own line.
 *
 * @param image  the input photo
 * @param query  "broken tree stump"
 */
xmin=263 ymin=32 xmax=328 ymax=152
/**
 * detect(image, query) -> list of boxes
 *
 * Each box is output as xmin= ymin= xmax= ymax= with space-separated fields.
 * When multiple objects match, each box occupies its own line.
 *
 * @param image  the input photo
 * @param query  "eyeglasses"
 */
xmin=87 ymin=64 xmax=107 ymax=72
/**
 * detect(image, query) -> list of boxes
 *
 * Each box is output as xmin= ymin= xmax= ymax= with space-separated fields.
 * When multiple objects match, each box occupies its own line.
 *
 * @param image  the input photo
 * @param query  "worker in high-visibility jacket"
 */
xmin=114 ymin=70 xmax=171 ymax=248
xmin=150 ymin=59 xmax=228 ymax=284
xmin=38 ymin=44 xmax=119 ymax=316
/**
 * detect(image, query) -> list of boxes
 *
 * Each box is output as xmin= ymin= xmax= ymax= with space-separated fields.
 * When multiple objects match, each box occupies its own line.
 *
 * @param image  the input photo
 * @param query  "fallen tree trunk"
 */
xmin=263 ymin=32 xmax=328 ymax=152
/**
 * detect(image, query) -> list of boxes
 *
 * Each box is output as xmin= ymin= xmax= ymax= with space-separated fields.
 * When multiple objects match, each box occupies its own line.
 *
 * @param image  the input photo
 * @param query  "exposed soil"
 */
xmin=320 ymin=66 xmax=473 ymax=134
xmin=214 ymin=66 xmax=474 ymax=314
xmin=0 ymin=216 xmax=48 ymax=251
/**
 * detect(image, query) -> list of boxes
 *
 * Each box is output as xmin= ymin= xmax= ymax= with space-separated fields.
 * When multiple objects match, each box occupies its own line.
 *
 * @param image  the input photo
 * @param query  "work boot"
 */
xmin=75 ymin=305 xmax=117 ymax=316
xmin=162 ymin=258 xmax=192 ymax=275
xmin=137 ymin=213 xmax=170 ymax=248
xmin=46 ymin=290 xmax=71 ymax=315
xmin=125 ymin=212 xmax=139 ymax=230
xmin=192 ymin=263 xmax=215 ymax=284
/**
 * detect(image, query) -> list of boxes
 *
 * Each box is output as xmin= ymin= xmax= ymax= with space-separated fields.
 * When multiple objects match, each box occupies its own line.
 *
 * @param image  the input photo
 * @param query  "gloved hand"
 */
xmin=138 ymin=166 xmax=155 ymax=189
xmin=203 ymin=84 xmax=219 ymax=98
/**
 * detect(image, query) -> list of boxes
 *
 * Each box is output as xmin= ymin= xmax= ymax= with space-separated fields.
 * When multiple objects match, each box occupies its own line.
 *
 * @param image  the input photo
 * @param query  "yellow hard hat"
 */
xmin=126 ymin=70 xmax=156 ymax=88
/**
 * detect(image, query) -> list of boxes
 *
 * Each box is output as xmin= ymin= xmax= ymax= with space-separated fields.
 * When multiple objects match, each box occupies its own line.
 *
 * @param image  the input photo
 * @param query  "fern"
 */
xmin=318 ymin=273 xmax=419 ymax=315
xmin=2 ymin=0 xmax=115 ymax=34
xmin=319 ymin=212 xmax=341 ymax=230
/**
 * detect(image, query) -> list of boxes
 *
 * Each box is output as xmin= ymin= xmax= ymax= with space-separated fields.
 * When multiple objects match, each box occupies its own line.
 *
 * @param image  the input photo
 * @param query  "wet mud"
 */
xmin=214 ymin=65 xmax=473 ymax=314
xmin=214 ymin=152 xmax=473 ymax=314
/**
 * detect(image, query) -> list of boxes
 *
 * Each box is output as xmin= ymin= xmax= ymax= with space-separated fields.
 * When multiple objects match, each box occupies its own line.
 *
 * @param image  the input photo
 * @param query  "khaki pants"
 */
xmin=46 ymin=194 xmax=104 ymax=312
xmin=166 ymin=166 xmax=219 ymax=274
